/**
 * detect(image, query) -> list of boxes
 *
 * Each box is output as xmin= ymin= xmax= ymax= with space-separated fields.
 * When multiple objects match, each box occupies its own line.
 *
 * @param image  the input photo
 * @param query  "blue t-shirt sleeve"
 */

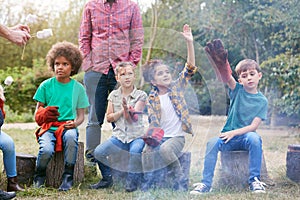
xmin=256 ymin=95 xmax=268 ymax=121
xmin=228 ymin=82 xmax=241 ymax=100
xmin=75 ymin=82 xmax=89 ymax=109
xmin=33 ymin=80 xmax=47 ymax=104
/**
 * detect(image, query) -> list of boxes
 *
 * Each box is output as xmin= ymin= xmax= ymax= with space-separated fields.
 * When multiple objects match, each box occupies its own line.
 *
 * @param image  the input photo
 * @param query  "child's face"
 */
xmin=238 ymin=67 xmax=262 ymax=93
xmin=117 ymin=65 xmax=135 ymax=88
xmin=54 ymin=56 xmax=72 ymax=82
xmin=151 ymin=65 xmax=172 ymax=89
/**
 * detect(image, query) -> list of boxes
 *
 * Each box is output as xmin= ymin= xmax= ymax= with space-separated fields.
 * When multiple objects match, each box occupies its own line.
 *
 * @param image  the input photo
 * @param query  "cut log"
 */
xmin=286 ymin=144 xmax=300 ymax=183
xmin=45 ymin=141 xmax=84 ymax=188
xmin=217 ymin=150 xmax=274 ymax=190
xmin=16 ymin=153 xmax=37 ymax=187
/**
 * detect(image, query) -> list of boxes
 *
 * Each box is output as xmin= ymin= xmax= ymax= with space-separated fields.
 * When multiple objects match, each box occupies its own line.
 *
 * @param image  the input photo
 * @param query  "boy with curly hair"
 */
xmin=33 ymin=41 xmax=89 ymax=191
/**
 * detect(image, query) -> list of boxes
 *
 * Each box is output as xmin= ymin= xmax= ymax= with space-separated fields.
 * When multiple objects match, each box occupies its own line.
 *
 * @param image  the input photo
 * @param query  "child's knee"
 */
xmin=64 ymin=129 xmax=78 ymax=144
xmin=247 ymin=132 xmax=262 ymax=146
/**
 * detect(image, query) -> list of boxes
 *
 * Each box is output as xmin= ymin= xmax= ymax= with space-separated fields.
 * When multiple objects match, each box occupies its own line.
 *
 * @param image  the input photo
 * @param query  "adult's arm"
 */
xmin=0 ymin=24 xmax=31 ymax=46
xmin=128 ymin=4 xmax=144 ymax=66
xmin=78 ymin=5 xmax=92 ymax=59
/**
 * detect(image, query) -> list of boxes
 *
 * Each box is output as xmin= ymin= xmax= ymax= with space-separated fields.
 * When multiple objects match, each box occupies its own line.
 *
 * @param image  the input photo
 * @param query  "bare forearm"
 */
xmin=107 ymin=109 xmax=123 ymax=123
xmin=74 ymin=109 xmax=85 ymax=127
xmin=0 ymin=25 xmax=10 ymax=38
xmin=187 ymin=40 xmax=195 ymax=66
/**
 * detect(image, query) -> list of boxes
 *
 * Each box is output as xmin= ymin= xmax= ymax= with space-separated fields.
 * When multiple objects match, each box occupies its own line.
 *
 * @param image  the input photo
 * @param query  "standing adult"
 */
xmin=79 ymin=0 xmax=144 ymax=165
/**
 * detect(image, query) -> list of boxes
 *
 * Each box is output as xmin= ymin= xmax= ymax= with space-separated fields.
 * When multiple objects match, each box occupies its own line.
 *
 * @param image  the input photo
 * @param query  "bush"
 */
xmin=260 ymin=53 xmax=300 ymax=120
xmin=0 ymin=59 xmax=52 ymax=121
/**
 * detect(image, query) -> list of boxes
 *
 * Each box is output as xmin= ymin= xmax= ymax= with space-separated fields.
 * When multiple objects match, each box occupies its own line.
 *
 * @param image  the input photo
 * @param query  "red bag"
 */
xmin=142 ymin=127 xmax=164 ymax=147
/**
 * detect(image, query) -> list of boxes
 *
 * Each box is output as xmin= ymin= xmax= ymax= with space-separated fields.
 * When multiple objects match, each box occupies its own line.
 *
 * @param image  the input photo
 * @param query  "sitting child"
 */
xmin=90 ymin=62 xmax=147 ymax=192
xmin=0 ymin=85 xmax=24 ymax=200
xmin=141 ymin=24 xmax=197 ymax=191
xmin=190 ymin=39 xmax=268 ymax=194
xmin=33 ymin=41 xmax=89 ymax=191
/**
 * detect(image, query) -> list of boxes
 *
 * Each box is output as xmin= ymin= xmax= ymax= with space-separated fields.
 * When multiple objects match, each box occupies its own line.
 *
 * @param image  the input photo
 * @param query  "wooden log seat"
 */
xmin=217 ymin=150 xmax=274 ymax=190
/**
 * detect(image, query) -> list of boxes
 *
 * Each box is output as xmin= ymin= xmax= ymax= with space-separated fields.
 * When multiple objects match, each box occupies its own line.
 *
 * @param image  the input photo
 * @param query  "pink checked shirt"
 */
xmin=79 ymin=0 xmax=144 ymax=74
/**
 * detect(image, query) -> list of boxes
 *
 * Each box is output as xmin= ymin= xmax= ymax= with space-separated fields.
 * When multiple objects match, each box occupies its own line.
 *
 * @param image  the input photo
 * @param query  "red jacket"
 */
xmin=35 ymin=121 xmax=67 ymax=152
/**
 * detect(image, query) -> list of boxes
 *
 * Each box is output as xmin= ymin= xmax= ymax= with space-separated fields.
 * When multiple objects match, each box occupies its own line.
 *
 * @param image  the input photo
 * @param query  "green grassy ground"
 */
xmin=1 ymin=115 xmax=299 ymax=199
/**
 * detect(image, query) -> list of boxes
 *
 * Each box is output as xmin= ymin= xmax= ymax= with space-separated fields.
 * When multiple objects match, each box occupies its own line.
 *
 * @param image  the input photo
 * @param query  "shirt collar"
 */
xmin=115 ymin=86 xmax=138 ymax=98
xmin=103 ymin=0 xmax=118 ymax=4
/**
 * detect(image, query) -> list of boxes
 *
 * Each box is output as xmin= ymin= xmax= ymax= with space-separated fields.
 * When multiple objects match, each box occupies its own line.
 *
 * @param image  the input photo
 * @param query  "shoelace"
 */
xmin=252 ymin=177 xmax=267 ymax=190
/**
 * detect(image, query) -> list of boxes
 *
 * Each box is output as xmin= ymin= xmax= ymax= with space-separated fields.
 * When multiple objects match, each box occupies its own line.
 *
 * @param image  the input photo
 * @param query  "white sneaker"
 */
xmin=190 ymin=183 xmax=211 ymax=195
xmin=249 ymin=177 xmax=266 ymax=193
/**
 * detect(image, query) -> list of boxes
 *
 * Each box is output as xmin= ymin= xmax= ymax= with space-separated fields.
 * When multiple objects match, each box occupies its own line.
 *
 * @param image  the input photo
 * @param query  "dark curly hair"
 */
xmin=142 ymin=59 xmax=167 ymax=83
xmin=46 ymin=41 xmax=83 ymax=76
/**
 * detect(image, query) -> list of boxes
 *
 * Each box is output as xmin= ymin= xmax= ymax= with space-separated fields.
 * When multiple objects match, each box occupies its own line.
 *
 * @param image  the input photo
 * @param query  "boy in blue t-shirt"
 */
xmin=191 ymin=39 xmax=268 ymax=194
xmin=33 ymin=41 xmax=89 ymax=191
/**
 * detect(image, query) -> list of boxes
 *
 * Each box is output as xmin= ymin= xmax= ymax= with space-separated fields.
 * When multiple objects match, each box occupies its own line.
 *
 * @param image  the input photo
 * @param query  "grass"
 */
xmin=1 ymin=115 xmax=300 ymax=199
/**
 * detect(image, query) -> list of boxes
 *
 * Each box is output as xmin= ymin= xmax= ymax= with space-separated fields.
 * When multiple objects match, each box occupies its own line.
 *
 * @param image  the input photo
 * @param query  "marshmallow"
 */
xmin=36 ymin=29 xmax=53 ymax=39
xmin=26 ymin=14 xmax=38 ymax=24
xmin=4 ymin=76 xmax=13 ymax=86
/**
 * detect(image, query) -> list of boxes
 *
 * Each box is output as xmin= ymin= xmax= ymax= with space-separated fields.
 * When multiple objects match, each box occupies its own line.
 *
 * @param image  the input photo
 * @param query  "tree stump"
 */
xmin=157 ymin=152 xmax=191 ymax=190
xmin=110 ymin=151 xmax=191 ymax=190
xmin=142 ymin=151 xmax=191 ymax=190
xmin=217 ymin=150 xmax=273 ymax=190
xmin=286 ymin=144 xmax=300 ymax=183
xmin=46 ymin=141 xmax=84 ymax=188
xmin=16 ymin=153 xmax=37 ymax=187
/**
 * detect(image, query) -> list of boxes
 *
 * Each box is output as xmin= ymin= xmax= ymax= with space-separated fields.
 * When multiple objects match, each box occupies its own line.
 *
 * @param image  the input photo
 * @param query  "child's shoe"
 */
xmin=190 ymin=182 xmax=211 ymax=195
xmin=249 ymin=177 xmax=266 ymax=193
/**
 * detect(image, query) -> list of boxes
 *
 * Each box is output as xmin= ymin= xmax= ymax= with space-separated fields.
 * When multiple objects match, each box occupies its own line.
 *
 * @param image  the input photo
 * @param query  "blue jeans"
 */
xmin=201 ymin=132 xmax=262 ymax=187
xmin=0 ymin=131 xmax=17 ymax=177
xmin=142 ymin=137 xmax=185 ymax=189
xmin=94 ymin=137 xmax=145 ymax=177
xmin=36 ymin=129 xmax=78 ymax=170
xmin=84 ymin=69 xmax=117 ymax=159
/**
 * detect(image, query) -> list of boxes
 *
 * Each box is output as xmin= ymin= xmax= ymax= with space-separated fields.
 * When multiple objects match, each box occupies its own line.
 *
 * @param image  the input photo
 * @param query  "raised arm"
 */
xmin=205 ymin=39 xmax=236 ymax=90
xmin=182 ymin=24 xmax=195 ymax=66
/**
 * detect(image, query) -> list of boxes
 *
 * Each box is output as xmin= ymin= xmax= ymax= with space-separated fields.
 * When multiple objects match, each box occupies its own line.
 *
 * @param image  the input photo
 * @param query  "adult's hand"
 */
xmin=0 ymin=24 xmax=31 ymax=46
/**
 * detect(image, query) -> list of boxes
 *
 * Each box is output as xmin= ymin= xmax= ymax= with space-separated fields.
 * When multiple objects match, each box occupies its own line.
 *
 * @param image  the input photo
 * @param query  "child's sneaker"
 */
xmin=249 ymin=177 xmax=266 ymax=193
xmin=190 ymin=183 xmax=211 ymax=195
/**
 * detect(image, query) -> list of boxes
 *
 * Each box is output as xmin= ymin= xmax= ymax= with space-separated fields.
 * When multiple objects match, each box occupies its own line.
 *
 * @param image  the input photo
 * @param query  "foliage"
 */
xmin=260 ymin=53 xmax=300 ymax=118
xmin=0 ymin=0 xmax=299 ymax=121
xmin=0 ymin=59 xmax=52 ymax=117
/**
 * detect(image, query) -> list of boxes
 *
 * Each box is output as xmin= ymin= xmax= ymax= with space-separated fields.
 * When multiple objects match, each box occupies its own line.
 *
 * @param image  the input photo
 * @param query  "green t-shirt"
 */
xmin=33 ymin=77 xmax=89 ymax=130
xmin=222 ymin=82 xmax=268 ymax=132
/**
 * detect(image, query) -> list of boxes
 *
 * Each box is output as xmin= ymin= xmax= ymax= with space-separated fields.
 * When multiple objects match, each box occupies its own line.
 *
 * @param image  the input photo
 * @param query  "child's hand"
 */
xmin=64 ymin=120 xmax=76 ymax=129
xmin=122 ymin=97 xmax=128 ymax=112
xmin=219 ymin=131 xmax=235 ymax=143
xmin=181 ymin=24 xmax=193 ymax=42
